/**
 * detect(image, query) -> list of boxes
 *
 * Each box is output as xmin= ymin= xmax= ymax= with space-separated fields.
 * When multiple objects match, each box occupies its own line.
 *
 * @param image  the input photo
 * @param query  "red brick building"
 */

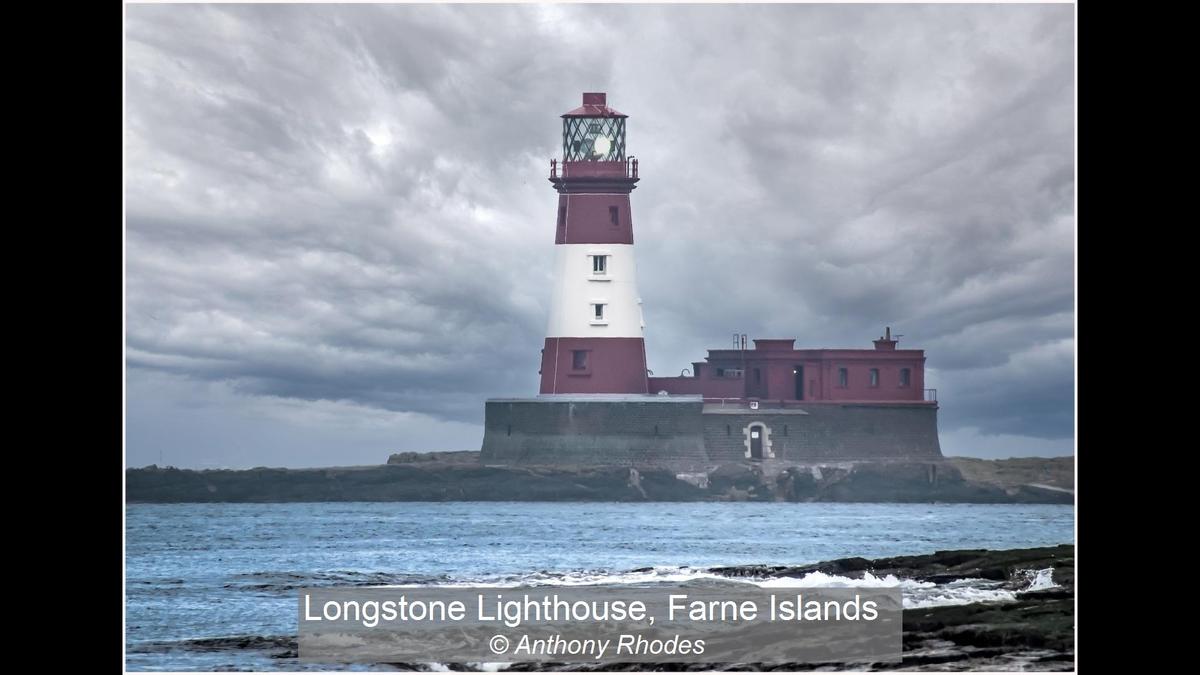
xmin=648 ymin=328 xmax=933 ymax=405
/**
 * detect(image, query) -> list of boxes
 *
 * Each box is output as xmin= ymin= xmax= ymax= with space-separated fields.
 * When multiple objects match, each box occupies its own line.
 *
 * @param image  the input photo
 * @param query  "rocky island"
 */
xmin=126 ymin=453 xmax=1072 ymax=504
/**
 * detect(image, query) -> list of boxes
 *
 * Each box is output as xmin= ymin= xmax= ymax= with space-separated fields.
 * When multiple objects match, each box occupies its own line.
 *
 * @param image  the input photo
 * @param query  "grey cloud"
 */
xmin=126 ymin=3 xmax=1074 ymax=465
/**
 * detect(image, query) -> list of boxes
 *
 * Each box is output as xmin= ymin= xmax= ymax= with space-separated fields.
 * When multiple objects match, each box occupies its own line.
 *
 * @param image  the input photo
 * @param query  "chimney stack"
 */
xmin=874 ymin=326 xmax=898 ymax=351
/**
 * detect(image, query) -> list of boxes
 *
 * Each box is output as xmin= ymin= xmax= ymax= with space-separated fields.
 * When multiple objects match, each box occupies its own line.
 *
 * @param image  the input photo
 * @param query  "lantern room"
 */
xmin=561 ymin=92 xmax=627 ymax=162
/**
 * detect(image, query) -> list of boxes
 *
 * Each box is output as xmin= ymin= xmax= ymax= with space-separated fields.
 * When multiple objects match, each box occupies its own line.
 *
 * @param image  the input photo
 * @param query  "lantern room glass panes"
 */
xmin=562 ymin=117 xmax=626 ymax=161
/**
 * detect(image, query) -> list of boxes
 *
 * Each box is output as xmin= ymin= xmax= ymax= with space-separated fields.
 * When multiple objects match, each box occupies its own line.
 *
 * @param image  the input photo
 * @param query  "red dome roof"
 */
xmin=562 ymin=92 xmax=627 ymax=118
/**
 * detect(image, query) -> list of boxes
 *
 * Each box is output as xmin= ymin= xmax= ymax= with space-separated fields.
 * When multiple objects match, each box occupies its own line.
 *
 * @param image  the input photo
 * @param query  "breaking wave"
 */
xmin=357 ymin=564 xmax=1058 ymax=610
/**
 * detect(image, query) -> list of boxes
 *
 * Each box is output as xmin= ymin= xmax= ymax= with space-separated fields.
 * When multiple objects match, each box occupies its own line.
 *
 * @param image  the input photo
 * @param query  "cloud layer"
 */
xmin=126 ymin=4 xmax=1074 ymax=467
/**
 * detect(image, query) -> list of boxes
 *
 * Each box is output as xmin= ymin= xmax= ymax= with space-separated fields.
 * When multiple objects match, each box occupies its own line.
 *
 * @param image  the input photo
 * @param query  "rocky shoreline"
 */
xmin=128 ymin=545 xmax=1074 ymax=671
xmin=126 ymin=454 xmax=1072 ymax=504
xmin=708 ymin=545 xmax=1075 ymax=671
xmin=501 ymin=545 xmax=1074 ymax=672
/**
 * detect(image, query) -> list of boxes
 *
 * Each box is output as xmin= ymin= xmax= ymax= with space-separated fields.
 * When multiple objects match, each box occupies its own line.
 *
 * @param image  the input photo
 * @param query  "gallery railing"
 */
xmin=550 ymin=157 xmax=638 ymax=180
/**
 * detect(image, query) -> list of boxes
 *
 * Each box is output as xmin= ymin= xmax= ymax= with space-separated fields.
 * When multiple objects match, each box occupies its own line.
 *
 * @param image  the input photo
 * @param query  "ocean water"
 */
xmin=125 ymin=502 xmax=1074 ymax=671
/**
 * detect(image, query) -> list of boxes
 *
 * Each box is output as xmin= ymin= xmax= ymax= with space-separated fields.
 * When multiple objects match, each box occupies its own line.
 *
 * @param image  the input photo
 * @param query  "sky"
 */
xmin=125 ymin=3 xmax=1075 ymax=469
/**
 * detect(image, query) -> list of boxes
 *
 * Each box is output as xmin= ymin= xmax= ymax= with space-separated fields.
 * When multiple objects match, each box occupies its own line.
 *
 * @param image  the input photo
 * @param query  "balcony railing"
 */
xmin=550 ymin=157 xmax=638 ymax=180
xmin=924 ymin=388 xmax=938 ymax=402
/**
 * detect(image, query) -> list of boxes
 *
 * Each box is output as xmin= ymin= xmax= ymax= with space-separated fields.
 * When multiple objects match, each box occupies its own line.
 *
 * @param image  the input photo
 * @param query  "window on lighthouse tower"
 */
xmin=572 ymin=350 xmax=589 ymax=370
xmin=592 ymin=255 xmax=608 ymax=275
xmin=593 ymin=303 xmax=606 ymax=321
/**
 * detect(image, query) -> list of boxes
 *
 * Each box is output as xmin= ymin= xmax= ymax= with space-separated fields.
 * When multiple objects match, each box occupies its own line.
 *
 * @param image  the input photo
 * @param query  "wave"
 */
xmin=221 ymin=570 xmax=455 ymax=592
xmin=215 ymin=564 xmax=1059 ymax=610
xmin=367 ymin=565 xmax=1058 ymax=610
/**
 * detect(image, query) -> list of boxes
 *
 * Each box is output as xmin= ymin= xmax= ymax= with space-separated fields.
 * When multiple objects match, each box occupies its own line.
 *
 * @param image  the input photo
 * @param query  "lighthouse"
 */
xmin=539 ymin=93 xmax=649 ymax=394
xmin=481 ymin=91 xmax=941 ymax=469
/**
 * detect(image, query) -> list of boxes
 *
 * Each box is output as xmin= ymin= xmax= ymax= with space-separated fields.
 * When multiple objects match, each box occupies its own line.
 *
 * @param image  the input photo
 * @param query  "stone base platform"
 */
xmin=480 ymin=395 xmax=942 ymax=469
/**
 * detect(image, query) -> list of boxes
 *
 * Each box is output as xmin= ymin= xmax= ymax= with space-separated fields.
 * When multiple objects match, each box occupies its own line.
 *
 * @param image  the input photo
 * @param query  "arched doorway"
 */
xmin=749 ymin=424 xmax=765 ymax=460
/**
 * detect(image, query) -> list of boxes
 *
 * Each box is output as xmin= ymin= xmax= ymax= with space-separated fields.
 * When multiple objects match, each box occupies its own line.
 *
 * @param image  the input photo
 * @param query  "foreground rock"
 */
xmin=506 ymin=545 xmax=1075 ymax=672
xmin=709 ymin=544 xmax=1075 ymax=587
xmin=127 ymin=455 xmax=1073 ymax=504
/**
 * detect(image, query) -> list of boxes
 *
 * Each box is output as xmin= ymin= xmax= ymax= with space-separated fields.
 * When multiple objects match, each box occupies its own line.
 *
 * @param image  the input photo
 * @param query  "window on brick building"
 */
xmin=572 ymin=350 xmax=588 ymax=370
xmin=900 ymin=368 xmax=911 ymax=387
xmin=838 ymin=368 xmax=848 ymax=387
xmin=869 ymin=368 xmax=879 ymax=387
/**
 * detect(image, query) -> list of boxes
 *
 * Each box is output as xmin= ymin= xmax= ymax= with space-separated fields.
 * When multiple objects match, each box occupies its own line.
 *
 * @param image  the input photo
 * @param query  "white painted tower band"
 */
xmin=545 ymin=244 xmax=644 ymax=338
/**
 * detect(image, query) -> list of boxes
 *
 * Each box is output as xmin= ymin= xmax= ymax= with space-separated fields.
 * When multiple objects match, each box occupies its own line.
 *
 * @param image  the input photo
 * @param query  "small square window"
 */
xmin=593 ymin=303 xmax=606 ymax=320
xmin=592 ymin=255 xmax=607 ymax=274
xmin=572 ymin=350 xmax=588 ymax=370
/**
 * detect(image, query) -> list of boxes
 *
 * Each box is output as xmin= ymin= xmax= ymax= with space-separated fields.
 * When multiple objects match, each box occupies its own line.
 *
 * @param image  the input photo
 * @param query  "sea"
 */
xmin=125 ymin=502 xmax=1074 ymax=671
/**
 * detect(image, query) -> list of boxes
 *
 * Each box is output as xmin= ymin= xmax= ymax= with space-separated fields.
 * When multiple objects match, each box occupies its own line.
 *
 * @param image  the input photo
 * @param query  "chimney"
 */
xmin=582 ymin=92 xmax=607 ymax=105
xmin=873 ymin=326 xmax=898 ymax=351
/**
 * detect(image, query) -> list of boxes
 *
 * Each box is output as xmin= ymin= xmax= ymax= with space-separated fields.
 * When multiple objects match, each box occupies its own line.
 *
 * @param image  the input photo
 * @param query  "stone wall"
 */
xmin=702 ymin=403 xmax=942 ymax=462
xmin=481 ymin=398 xmax=942 ymax=469
xmin=480 ymin=397 xmax=710 ymax=470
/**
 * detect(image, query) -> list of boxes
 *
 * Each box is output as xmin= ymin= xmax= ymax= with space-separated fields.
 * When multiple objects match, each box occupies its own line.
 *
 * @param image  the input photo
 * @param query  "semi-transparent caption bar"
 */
xmin=298 ymin=584 xmax=902 ymax=665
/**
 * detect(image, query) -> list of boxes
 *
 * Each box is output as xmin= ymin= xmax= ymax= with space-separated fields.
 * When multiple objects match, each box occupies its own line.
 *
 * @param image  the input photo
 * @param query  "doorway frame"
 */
xmin=743 ymin=422 xmax=775 ymax=460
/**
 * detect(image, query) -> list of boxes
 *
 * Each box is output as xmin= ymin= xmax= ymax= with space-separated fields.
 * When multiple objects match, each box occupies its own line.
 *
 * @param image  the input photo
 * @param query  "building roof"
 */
xmin=562 ymin=92 xmax=628 ymax=118
xmin=488 ymin=394 xmax=703 ymax=403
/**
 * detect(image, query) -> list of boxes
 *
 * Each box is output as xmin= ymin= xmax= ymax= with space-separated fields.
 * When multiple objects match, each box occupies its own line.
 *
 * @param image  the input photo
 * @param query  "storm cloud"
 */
xmin=125 ymin=3 xmax=1074 ymax=468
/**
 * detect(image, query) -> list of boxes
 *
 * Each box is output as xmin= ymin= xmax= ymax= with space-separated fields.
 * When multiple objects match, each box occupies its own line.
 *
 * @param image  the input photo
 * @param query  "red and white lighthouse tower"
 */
xmin=539 ymin=93 xmax=649 ymax=394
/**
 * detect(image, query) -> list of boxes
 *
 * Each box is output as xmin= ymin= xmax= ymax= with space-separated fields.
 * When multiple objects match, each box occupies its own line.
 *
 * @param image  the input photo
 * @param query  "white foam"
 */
xmin=468 ymin=662 xmax=511 ymax=672
xmin=374 ymin=566 xmax=723 ymax=589
xmin=1021 ymin=567 xmax=1058 ymax=591
xmin=373 ymin=565 xmax=1059 ymax=610
xmin=746 ymin=572 xmax=1014 ymax=609
xmin=750 ymin=570 xmax=912 ymax=589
